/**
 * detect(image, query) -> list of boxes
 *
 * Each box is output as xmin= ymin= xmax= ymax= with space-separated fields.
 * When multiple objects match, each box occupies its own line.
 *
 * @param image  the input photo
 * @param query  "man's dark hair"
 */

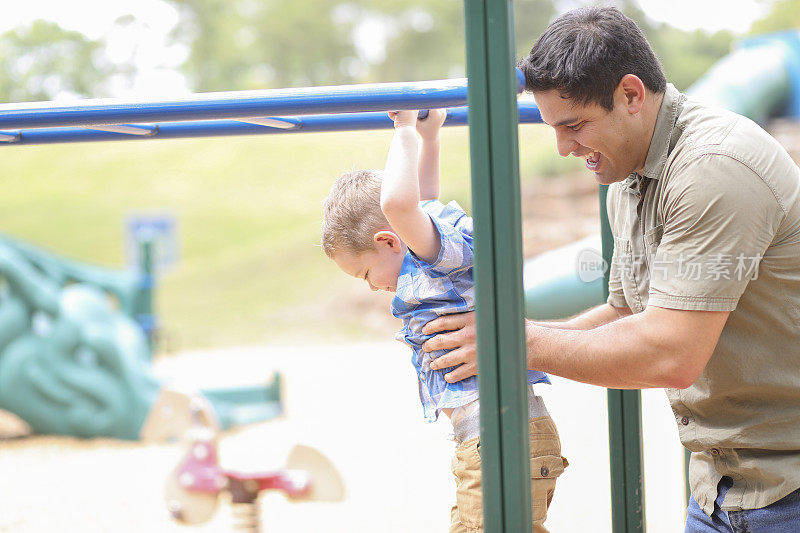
xmin=518 ymin=7 xmax=666 ymax=111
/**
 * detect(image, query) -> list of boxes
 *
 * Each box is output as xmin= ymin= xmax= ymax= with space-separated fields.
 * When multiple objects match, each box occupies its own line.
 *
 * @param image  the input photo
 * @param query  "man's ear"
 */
xmin=618 ymin=74 xmax=646 ymax=115
xmin=374 ymin=230 xmax=403 ymax=252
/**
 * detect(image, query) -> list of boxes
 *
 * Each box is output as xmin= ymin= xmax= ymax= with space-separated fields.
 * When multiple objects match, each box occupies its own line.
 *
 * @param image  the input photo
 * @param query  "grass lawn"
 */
xmin=0 ymin=124 xmax=583 ymax=351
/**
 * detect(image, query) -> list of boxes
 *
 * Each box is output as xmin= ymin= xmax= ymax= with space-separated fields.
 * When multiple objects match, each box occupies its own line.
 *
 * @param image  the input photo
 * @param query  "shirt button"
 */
xmin=711 ymin=448 xmax=720 ymax=456
xmin=680 ymin=416 xmax=690 ymax=426
xmin=540 ymin=466 xmax=549 ymax=477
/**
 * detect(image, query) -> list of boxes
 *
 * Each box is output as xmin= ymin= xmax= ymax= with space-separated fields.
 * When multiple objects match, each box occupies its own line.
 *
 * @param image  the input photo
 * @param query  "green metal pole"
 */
xmin=464 ymin=0 xmax=532 ymax=531
xmin=600 ymin=185 xmax=646 ymax=532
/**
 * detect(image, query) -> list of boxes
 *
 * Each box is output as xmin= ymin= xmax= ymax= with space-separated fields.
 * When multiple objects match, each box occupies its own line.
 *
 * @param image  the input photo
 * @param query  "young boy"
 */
xmin=321 ymin=109 xmax=567 ymax=532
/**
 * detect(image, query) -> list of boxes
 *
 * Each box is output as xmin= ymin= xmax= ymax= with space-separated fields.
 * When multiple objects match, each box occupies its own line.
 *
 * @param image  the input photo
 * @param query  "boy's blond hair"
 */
xmin=321 ymin=169 xmax=389 ymax=257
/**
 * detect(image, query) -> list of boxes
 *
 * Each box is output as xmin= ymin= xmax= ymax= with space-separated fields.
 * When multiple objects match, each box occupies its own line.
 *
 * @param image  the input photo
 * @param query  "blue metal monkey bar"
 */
xmin=0 ymin=102 xmax=542 ymax=145
xmin=0 ymin=72 xmax=532 ymax=146
xmin=0 ymin=78 xmax=474 ymax=129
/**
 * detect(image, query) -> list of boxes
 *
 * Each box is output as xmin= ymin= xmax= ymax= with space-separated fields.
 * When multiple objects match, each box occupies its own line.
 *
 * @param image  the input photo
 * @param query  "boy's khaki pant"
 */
xmin=449 ymin=416 xmax=568 ymax=533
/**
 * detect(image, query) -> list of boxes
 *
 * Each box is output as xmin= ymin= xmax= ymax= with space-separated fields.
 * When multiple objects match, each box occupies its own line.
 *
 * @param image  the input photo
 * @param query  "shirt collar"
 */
xmin=641 ymin=83 xmax=685 ymax=181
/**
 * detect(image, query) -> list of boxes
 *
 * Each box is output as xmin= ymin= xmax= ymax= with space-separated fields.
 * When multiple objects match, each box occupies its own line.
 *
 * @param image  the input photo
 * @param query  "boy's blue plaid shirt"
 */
xmin=391 ymin=200 xmax=550 ymax=422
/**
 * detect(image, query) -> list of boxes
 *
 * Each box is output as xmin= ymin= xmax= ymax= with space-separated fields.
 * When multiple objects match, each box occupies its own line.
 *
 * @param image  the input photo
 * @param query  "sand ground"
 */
xmin=0 ymin=342 xmax=687 ymax=532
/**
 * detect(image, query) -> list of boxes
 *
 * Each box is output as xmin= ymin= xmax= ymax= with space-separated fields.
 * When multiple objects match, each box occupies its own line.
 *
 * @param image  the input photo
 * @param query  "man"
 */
xmin=422 ymin=6 xmax=800 ymax=531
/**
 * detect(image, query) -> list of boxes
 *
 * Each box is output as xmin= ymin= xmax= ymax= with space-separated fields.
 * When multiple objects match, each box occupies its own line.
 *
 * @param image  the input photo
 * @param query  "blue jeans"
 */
xmin=685 ymin=476 xmax=800 ymax=532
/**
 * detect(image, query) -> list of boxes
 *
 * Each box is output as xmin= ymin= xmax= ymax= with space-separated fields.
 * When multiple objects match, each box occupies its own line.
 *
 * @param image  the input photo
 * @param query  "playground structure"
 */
xmin=164 ymin=404 xmax=345 ymax=532
xmin=0 ymin=228 xmax=282 ymax=440
xmin=688 ymin=30 xmax=800 ymax=124
xmin=0 ymin=11 xmax=799 ymax=531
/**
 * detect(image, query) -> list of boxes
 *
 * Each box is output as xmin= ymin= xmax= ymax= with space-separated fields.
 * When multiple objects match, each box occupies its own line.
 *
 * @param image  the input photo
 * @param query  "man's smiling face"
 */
xmin=534 ymin=86 xmax=643 ymax=185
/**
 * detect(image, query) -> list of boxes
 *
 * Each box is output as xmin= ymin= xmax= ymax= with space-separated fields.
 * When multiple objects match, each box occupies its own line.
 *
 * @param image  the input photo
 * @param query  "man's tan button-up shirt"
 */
xmin=606 ymin=84 xmax=800 ymax=515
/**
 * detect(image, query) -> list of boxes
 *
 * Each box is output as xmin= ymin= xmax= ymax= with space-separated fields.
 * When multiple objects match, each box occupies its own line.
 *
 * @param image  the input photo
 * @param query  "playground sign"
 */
xmin=125 ymin=213 xmax=179 ymax=273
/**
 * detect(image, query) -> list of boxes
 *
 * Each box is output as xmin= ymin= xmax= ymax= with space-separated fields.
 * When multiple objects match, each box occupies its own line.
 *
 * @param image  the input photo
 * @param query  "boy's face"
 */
xmin=332 ymin=232 xmax=406 ymax=293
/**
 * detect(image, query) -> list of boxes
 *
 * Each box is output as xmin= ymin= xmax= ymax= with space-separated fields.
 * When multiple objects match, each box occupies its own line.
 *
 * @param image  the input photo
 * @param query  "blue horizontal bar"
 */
xmin=0 ymin=79 xmax=475 ymax=130
xmin=0 ymin=70 xmax=528 ymax=131
xmin=1 ymin=101 xmax=541 ymax=146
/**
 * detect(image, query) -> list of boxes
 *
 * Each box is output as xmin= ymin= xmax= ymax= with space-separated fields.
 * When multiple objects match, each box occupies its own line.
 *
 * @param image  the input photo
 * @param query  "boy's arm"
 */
xmin=416 ymin=109 xmax=447 ymax=201
xmin=381 ymin=110 xmax=441 ymax=263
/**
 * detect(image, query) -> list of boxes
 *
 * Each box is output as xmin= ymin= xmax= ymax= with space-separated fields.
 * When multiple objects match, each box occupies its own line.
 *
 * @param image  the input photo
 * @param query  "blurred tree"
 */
xmin=514 ymin=0 xmax=558 ymax=57
xmin=166 ymin=0 xmax=737 ymax=93
xmin=366 ymin=0 xmax=556 ymax=82
xmin=749 ymin=0 xmax=800 ymax=34
xmin=0 ymin=20 xmax=113 ymax=103
xmin=655 ymin=28 xmax=735 ymax=91
xmin=609 ymin=0 xmax=735 ymax=91
xmin=167 ymin=0 xmax=559 ymax=90
xmin=168 ymin=0 xmax=359 ymax=91
xmin=365 ymin=1 xmax=465 ymax=82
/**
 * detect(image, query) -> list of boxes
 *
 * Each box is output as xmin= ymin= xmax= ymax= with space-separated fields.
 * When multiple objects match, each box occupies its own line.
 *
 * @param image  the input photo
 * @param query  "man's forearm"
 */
xmin=526 ymin=309 xmax=687 ymax=389
xmin=425 ymin=305 xmax=726 ymax=389
xmin=532 ymin=303 xmax=630 ymax=331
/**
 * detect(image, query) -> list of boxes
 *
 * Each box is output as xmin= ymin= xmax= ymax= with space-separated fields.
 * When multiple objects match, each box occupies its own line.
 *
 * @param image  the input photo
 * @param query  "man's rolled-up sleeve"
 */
xmin=648 ymin=153 xmax=783 ymax=312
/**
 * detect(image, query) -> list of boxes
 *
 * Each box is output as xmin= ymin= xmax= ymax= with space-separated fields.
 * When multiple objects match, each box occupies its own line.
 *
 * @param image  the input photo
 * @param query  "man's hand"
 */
xmin=422 ymin=311 xmax=477 ymax=382
xmin=388 ymin=110 xmax=417 ymax=129
xmin=416 ymin=109 xmax=446 ymax=140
